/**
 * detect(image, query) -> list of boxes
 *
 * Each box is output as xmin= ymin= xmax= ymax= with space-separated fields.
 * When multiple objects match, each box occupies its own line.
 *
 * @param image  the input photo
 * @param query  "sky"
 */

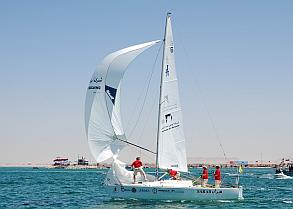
xmin=0 ymin=0 xmax=292 ymax=165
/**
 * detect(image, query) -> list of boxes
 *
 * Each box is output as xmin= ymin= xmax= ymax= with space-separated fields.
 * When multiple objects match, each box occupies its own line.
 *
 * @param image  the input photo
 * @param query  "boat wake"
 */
xmin=275 ymin=173 xmax=293 ymax=179
xmin=282 ymin=200 xmax=293 ymax=204
xmin=217 ymin=200 xmax=235 ymax=203
xmin=258 ymin=174 xmax=274 ymax=179
xmin=225 ymin=173 xmax=239 ymax=177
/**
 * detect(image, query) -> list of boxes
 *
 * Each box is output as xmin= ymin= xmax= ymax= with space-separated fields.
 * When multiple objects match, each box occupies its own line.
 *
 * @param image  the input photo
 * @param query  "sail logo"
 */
xmin=162 ymin=121 xmax=180 ymax=132
xmin=165 ymin=113 xmax=173 ymax=123
xmin=89 ymin=77 xmax=102 ymax=90
xmin=170 ymin=46 xmax=174 ymax=53
xmin=105 ymin=85 xmax=117 ymax=104
xmin=90 ymin=77 xmax=102 ymax=84
xmin=106 ymin=90 xmax=114 ymax=100
xmin=165 ymin=65 xmax=170 ymax=77
xmin=88 ymin=86 xmax=100 ymax=90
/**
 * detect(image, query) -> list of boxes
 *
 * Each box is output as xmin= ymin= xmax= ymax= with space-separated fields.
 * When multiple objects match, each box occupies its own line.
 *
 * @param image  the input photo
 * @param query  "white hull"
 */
xmin=105 ymin=180 xmax=243 ymax=201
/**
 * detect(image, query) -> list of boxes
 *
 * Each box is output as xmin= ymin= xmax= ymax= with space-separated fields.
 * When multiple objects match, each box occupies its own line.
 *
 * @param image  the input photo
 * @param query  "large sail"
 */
xmin=157 ymin=14 xmax=188 ymax=172
xmin=85 ymin=40 xmax=160 ymax=163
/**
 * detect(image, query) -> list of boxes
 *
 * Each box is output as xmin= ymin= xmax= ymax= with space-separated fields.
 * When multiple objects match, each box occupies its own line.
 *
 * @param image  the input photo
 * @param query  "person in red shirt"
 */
xmin=213 ymin=165 xmax=221 ymax=188
xmin=131 ymin=157 xmax=147 ymax=183
xmin=168 ymin=169 xmax=180 ymax=180
xmin=201 ymin=166 xmax=208 ymax=187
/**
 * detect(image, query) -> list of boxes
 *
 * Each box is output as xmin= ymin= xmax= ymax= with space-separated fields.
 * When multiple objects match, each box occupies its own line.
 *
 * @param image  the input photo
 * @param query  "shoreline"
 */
xmin=0 ymin=163 xmax=276 ymax=169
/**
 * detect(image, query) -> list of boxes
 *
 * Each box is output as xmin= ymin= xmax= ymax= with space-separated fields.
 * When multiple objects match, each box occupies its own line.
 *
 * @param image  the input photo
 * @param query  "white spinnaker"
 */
xmin=158 ymin=15 xmax=188 ymax=172
xmin=111 ymin=83 xmax=125 ymax=138
xmin=85 ymin=40 xmax=160 ymax=163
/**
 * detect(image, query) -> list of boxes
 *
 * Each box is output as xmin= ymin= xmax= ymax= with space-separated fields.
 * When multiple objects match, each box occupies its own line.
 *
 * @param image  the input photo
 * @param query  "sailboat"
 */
xmin=85 ymin=13 xmax=243 ymax=200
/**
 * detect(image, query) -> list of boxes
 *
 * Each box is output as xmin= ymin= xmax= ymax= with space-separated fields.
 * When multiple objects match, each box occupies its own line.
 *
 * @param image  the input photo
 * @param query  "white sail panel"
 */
xmin=158 ymin=15 xmax=188 ymax=172
xmin=111 ymin=84 xmax=125 ymax=137
xmin=87 ymin=93 xmax=123 ymax=162
xmin=85 ymin=40 xmax=160 ymax=163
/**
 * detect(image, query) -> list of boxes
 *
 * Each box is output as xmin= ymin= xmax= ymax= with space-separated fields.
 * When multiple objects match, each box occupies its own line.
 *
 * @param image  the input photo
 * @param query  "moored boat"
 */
xmin=53 ymin=157 xmax=70 ymax=168
xmin=276 ymin=159 xmax=293 ymax=177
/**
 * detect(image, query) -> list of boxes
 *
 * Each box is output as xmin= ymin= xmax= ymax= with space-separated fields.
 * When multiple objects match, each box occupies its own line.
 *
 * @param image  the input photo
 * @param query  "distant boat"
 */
xmin=85 ymin=13 xmax=243 ymax=201
xmin=276 ymin=159 xmax=293 ymax=176
xmin=53 ymin=157 xmax=70 ymax=168
xmin=77 ymin=156 xmax=89 ymax=166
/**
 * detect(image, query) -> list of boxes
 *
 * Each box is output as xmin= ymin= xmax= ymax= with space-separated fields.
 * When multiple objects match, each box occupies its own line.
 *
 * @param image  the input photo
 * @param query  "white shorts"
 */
xmin=215 ymin=180 xmax=221 ymax=188
xmin=133 ymin=167 xmax=145 ymax=176
xmin=201 ymin=179 xmax=208 ymax=186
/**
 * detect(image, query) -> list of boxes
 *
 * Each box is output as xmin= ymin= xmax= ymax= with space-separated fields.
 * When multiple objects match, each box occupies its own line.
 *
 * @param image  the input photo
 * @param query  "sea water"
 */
xmin=0 ymin=167 xmax=292 ymax=208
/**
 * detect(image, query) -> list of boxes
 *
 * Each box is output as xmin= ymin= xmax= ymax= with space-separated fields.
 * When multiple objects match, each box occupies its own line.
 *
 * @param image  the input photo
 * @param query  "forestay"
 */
xmin=85 ymin=40 xmax=160 ymax=163
xmin=157 ymin=14 xmax=188 ymax=172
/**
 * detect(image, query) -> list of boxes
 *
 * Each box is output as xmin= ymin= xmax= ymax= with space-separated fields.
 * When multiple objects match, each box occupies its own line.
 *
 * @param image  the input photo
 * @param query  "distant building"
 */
xmin=229 ymin=160 xmax=248 ymax=167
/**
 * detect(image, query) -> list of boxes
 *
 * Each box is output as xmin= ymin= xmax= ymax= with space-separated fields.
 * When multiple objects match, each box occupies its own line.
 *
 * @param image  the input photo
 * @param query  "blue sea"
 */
xmin=0 ymin=167 xmax=292 ymax=209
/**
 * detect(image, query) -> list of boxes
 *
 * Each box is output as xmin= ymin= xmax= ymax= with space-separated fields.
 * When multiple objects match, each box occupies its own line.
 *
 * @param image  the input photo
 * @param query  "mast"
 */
xmin=155 ymin=12 xmax=171 ymax=178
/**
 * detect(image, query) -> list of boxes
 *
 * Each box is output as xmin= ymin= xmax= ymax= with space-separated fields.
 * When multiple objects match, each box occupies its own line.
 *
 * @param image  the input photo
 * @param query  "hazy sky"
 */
xmin=0 ymin=0 xmax=292 ymax=164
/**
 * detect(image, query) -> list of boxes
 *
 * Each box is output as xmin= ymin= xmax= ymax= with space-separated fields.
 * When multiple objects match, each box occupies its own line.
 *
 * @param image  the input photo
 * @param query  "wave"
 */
xmin=275 ymin=173 xmax=293 ymax=179
xmin=258 ymin=174 xmax=274 ymax=179
xmin=283 ymin=200 xmax=293 ymax=204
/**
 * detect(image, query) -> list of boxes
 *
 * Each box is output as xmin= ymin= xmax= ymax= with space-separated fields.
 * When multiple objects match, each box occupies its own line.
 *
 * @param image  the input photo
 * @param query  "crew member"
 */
xmin=201 ymin=166 xmax=208 ymax=187
xmin=168 ymin=169 xmax=180 ymax=180
xmin=131 ymin=157 xmax=147 ymax=183
xmin=214 ymin=165 xmax=221 ymax=188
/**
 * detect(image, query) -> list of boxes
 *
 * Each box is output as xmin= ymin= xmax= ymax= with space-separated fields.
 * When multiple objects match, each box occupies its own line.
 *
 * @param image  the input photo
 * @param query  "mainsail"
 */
xmin=157 ymin=14 xmax=188 ymax=172
xmin=85 ymin=40 xmax=160 ymax=163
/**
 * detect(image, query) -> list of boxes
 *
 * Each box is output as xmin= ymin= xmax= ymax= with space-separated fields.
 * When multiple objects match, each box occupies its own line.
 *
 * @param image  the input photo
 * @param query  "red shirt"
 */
xmin=131 ymin=160 xmax=142 ymax=168
xmin=169 ymin=169 xmax=178 ymax=177
xmin=202 ymin=168 xmax=208 ymax=179
xmin=214 ymin=168 xmax=221 ymax=180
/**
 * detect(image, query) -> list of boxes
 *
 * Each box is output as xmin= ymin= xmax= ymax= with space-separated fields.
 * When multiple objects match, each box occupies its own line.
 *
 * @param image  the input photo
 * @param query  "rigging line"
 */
xmin=117 ymin=138 xmax=156 ymax=154
xmin=137 ymin=143 xmax=156 ymax=164
xmin=127 ymin=42 xmax=163 ymax=138
xmin=178 ymin=38 xmax=228 ymax=162
xmin=131 ymin=90 xmax=159 ymax=163
xmin=126 ymin=89 xmax=159 ymax=162
xmin=125 ymin=43 xmax=163 ymax=133
xmin=137 ymin=90 xmax=159 ymax=142
xmin=138 ymin=149 xmax=155 ymax=167
xmin=103 ymin=45 xmax=159 ymax=142
xmin=139 ymin=147 xmax=156 ymax=164
xmin=120 ymin=90 xmax=159 ymax=163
